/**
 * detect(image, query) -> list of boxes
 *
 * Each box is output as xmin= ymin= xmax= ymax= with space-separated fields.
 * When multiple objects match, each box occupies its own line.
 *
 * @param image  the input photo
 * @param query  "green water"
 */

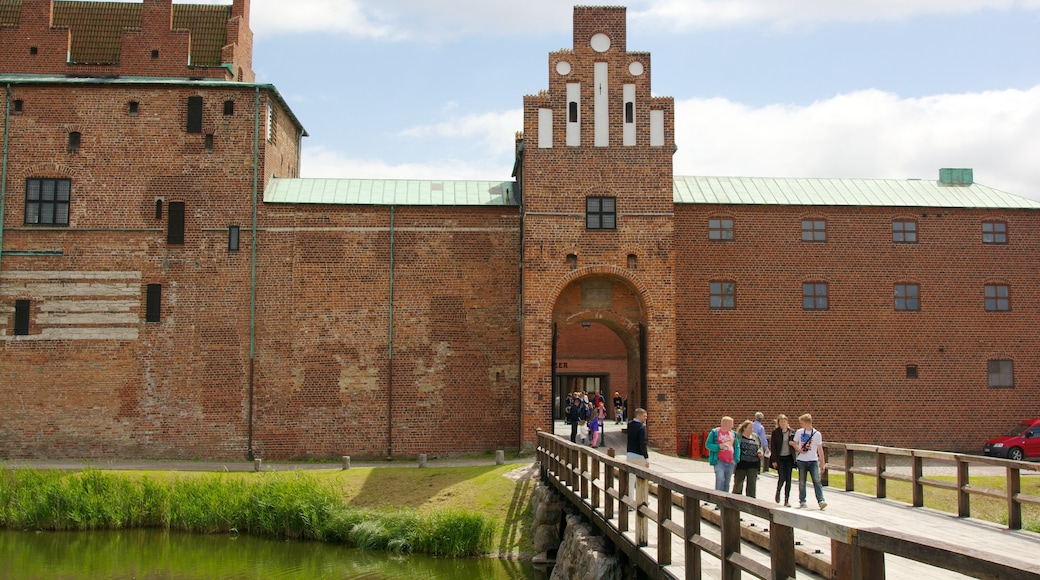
xmin=0 ymin=529 xmax=532 ymax=579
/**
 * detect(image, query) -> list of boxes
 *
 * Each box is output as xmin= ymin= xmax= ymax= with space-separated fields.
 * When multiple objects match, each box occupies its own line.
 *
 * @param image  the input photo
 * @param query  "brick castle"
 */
xmin=1 ymin=1 xmax=1036 ymax=459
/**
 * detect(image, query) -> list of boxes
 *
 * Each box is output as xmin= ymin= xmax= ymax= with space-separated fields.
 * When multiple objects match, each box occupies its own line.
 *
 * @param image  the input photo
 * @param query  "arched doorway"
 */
xmin=550 ymin=275 xmax=647 ymax=434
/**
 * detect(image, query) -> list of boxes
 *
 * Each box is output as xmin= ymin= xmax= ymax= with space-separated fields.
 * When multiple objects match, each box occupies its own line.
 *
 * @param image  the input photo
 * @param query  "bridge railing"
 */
xmin=823 ymin=442 xmax=1040 ymax=529
xmin=537 ymin=431 xmax=1040 ymax=580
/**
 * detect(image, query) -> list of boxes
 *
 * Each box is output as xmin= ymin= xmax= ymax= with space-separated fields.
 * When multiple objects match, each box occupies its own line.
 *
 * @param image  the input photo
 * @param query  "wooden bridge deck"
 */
xmin=546 ymin=423 xmax=1040 ymax=579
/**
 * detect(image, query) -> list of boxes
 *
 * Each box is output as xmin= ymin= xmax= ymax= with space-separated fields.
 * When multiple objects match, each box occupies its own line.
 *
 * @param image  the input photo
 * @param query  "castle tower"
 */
xmin=518 ymin=6 xmax=677 ymax=451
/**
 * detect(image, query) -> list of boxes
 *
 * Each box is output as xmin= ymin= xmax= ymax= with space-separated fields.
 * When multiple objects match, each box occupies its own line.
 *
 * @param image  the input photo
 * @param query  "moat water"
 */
xmin=0 ymin=529 xmax=532 ymax=579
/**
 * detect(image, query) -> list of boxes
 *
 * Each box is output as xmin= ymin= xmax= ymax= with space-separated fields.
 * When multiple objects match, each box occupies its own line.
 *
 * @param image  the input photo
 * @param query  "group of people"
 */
xmin=706 ymin=412 xmax=827 ymax=510
xmin=565 ymin=390 xmax=627 ymax=447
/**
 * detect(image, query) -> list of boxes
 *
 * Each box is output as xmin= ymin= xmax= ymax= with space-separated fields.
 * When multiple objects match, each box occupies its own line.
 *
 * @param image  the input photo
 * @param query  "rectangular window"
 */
xmin=894 ymin=284 xmax=919 ymax=311
xmin=145 ymin=284 xmax=162 ymax=323
xmin=801 ymin=220 xmax=826 ymax=242
xmin=186 ymin=96 xmax=203 ymax=133
xmin=67 ymin=131 xmax=81 ymax=154
xmin=709 ymin=218 xmax=734 ymax=241
xmin=228 ymin=225 xmax=240 ymax=252
xmin=710 ymin=282 xmax=735 ymax=309
xmin=586 ymin=197 xmax=616 ymax=230
xmin=988 ymin=360 xmax=1013 ymax=388
xmin=167 ymin=201 xmax=185 ymax=245
xmin=223 ymin=100 xmax=234 ymax=115
xmin=985 ymin=284 xmax=1009 ymax=311
xmin=803 ymin=282 xmax=828 ymax=310
xmin=14 ymin=300 xmax=30 ymax=336
xmin=893 ymin=220 xmax=917 ymax=243
xmin=982 ymin=221 xmax=1007 ymax=244
xmin=24 ymin=178 xmax=71 ymax=226
xmin=906 ymin=364 xmax=918 ymax=379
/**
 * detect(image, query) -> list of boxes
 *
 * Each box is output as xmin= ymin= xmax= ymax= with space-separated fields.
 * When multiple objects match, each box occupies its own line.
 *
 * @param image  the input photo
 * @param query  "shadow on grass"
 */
xmin=348 ymin=465 xmax=503 ymax=509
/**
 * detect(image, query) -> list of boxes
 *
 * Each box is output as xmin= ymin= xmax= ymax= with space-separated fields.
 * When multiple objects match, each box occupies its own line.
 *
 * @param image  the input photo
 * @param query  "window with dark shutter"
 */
xmin=168 ymin=201 xmax=185 ymax=245
xmin=186 ymin=96 xmax=203 ymax=133
xmin=145 ymin=284 xmax=162 ymax=323
xmin=14 ymin=300 xmax=30 ymax=336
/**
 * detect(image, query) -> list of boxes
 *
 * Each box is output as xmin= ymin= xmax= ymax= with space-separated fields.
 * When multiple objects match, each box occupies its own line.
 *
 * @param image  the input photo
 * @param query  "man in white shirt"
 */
xmin=790 ymin=413 xmax=827 ymax=510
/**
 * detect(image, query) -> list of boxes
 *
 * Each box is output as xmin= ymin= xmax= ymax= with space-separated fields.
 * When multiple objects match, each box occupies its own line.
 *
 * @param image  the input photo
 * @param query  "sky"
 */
xmin=200 ymin=0 xmax=1039 ymax=199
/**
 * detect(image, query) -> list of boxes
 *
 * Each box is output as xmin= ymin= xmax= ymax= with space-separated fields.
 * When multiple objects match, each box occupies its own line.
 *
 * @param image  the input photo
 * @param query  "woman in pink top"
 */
xmin=706 ymin=416 xmax=741 ymax=492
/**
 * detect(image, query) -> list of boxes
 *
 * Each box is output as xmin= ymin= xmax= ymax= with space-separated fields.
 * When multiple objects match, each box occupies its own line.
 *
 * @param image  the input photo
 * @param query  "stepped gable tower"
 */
xmin=518 ymin=6 xmax=678 ymax=450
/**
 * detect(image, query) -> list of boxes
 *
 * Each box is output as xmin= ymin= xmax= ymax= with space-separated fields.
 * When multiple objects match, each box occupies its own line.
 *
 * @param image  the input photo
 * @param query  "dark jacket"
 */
xmin=771 ymin=426 xmax=794 ymax=461
xmin=627 ymin=419 xmax=648 ymax=458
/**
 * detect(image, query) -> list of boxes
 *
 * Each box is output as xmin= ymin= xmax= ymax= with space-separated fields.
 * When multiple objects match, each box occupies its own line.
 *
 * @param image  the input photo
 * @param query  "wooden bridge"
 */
xmin=536 ymin=431 xmax=1040 ymax=579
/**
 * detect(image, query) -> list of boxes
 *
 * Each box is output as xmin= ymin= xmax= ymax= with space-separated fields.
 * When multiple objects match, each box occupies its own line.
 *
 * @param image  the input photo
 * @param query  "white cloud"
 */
xmin=300 ymin=146 xmax=509 ymax=181
xmin=396 ymin=108 xmax=523 ymax=159
xmin=673 ymin=86 xmax=1040 ymax=200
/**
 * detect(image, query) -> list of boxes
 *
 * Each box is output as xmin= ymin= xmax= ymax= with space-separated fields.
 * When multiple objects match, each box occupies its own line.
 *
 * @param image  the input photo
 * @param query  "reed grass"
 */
xmin=0 ymin=469 xmax=495 ymax=558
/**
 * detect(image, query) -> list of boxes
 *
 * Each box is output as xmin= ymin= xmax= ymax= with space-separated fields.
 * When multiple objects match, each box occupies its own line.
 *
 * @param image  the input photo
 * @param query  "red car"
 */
xmin=983 ymin=418 xmax=1040 ymax=461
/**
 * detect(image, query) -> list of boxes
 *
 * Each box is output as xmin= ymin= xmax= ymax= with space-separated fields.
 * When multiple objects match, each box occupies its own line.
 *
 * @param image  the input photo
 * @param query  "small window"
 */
xmin=709 ymin=218 xmax=734 ymax=241
xmin=267 ymin=102 xmax=276 ymax=142
xmin=24 ymin=178 xmax=71 ymax=226
xmin=205 ymin=134 xmax=214 ymax=153
xmin=586 ymin=197 xmax=616 ymax=230
xmin=893 ymin=220 xmax=917 ymax=243
xmin=625 ymin=102 xmax=634 ymax=124
xmin=150 ymin=49 xmax=160 ymax=59
xmin=988 ymin=360 xmax=1013 ymax=388
xmin=982 ymin=221 xmax=1007 ymax=244
xmin=67 ymin=132 xmax=81 ymax=154
xmin=14 ymin=300 xmax=30 ymax=336
xmin=167 ymin=201 xmax=185 ymax=245
xmin=985 ymin=284 xmax=1009 ymax=311
xmin=710 ymin=282 xmax=735 ymax=310
xmin=803 ymin=282 xmax=828 ymax=310
xmin=29 ymin=46 xmax=38 ymax=55
xmin=223 ymin=100 xmax=234 ymax=115
xmin=801 ymin=220 xmax=826 ymax=242
xmin=155 ymin=199 xmax=163 ymax=220
xmin=566 ymin=254 xmax=577 ymax=271
xmin=906 ymin=364 xmax=918 ymax=379
xmin=894 ymin=284 xmax=919 ymax=311
xmin=627 ymin=254 xmax=637 ymax=270
xmin=228 ymin=226 xmax=240 ymax=252
xmin=568 ymin=102 xmax=578 ymax=123
xmin=145 ymin=284 xmax=162 ymax=323
xmin=128 ymin=101 xmax=139 ymax=115
xmin=12 ymin=99 xmax=23 ymax=114
xmin=186 ymin=96 xmax=203 ymax=134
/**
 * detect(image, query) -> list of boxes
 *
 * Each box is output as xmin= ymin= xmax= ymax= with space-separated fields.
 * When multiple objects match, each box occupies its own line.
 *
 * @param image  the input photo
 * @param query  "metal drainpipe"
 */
xmin=387 ymin=205 xmax=395 ymax=459
xmin=247 ymin=86 xmax=260 ymax=460
xmin=516 ymin=183 xmax=525 ymax=451
xmin=1 ymin=84 xmax=11 ymax=273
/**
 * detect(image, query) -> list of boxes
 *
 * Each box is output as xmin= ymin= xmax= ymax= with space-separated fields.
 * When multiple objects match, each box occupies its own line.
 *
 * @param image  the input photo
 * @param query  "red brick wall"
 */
xmin=675 ymin=204 xmax=1040 ymax=452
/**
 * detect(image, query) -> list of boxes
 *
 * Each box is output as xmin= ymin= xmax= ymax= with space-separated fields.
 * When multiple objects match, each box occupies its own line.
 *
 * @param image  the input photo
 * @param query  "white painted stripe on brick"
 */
xmin=40 ymin=300 xmax=137 ymax=313
xmin=36 ymin=313 xmax=139 ymax=325
xmin=623 ymin=84 xmax=636 ymax=147
xmin=0 ymin=327 xmax=139 ymax=341
xmin=538 ymin=108 xmax=553 ymax=148
xmin=594 ymin=62 xmax=608 ymax=147
xmin=650 ymin=109 xmax=665 ymax=147
xmin=0 ymin=283 xmax=140 ymax=298
xmin=0 ymin=271 xmax=141 ymax=281
xmin=566 ymin=83 xmax=581 ymax=147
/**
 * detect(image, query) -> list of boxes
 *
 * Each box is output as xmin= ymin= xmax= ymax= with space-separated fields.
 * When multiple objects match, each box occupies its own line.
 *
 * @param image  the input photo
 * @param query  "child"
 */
xmin=578 ymin=420 xmax=589 ymax=445
xmin=589 ymin=414 xmax=601 ymax=447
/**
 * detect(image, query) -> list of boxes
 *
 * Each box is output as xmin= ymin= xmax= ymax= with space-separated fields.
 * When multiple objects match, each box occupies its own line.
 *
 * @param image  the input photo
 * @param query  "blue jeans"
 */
xmin=713 ymin=461 xmax=735 ymax=492
xmin=797 ymin=460 xmax=825 ymax=505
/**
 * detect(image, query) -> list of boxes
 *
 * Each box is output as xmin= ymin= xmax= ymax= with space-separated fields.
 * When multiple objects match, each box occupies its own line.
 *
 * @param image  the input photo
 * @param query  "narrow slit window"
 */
xmin=228 ymin=226 xmax=240 ymax=252
xmin=167 ymin=201 xmax=185 ymax=245
xmin=67 ymin=132 xmax=81 ymax=154
xmin=566 ymin=254 xmax=577 ymax=271
xmin=129 ymin=101 xmax=139 ymax=115
xmin=568 ymin=102 xmax=578 ymax=123
xmin=155 ymin=199 xmax=163 ymax=220
xmin=145 ymin=284 xmax=162 ymax=323
xmin=14 ymin=300 xmax=30 ymax=336
xmin=625 ymin=102 xmax=634 ymax=124
xmin=223 ymin=100 xmax=234 ymax=115
xmin=627 ymin=254 xmax=637 ymax=270
xmin=13 ymin=100 xmax=23 ymax=114
xmin=205 ymin=134 xmax=214 ymax=153
xmin=186 ymin=96 xmax=203 ymax=134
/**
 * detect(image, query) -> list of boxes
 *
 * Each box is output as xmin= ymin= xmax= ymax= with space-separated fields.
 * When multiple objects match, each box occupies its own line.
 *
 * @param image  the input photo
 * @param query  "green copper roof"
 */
xmin=265 ymin=178 xmax=519 ymax=206
xmin=672 ymin=176 xmax=1040 ymax=209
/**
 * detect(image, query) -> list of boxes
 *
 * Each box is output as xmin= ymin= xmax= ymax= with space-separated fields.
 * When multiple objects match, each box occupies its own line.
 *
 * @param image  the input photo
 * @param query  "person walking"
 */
xmin=589 ymin=413 xmax=601 ymax=447
xmin=613 ymin=391 xmax=624 ymax=424
xmin=791 ymin=413 xmax=827 ymax=510
xmin=706 ymin=416 xmax=739 ymax=492
xmin=733 ymin=419 xmax=764 ymax=497
xmin=753 ymin=412 xmax=769 ymax=472
xmin=770 ymin=414 xmax=795 ymax=506
xmin=626 ymin=408 xmax=649 ymax=467
xmin=567 ymin=394 xmax=581 ymax=443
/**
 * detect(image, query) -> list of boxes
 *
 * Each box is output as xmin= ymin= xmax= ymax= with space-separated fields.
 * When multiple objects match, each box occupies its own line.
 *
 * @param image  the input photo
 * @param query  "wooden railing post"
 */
xmin=580 ymin=449 xmax=589 ymax=501
xmin=768 ymin=516 xmax=796 ymax=579
xmin=635 ymin=475 xmax=649 ymax=547
xmin=845 ymin=447 xmax=855 ymax=492
xmin=591 ymin=456 xmax=601 ymax=510
xmin=1008 ymin=465 xmax=1022 ymax=530
xmin=912 ymin=453 xmax=924 ymax=507
xmin=851 ymin=535 xmax=886 ymax=580
xmin=604 ymin=456 xmax=615 ymax=521
xmin=685 ymin=495 xmax=702 ymax=580
xmin=957 ymin=458 xmax=970 ymax=518
xmin=658 ymin=485 xmax=672 ymax=565
xmin=876 ymin=451 xmax=887 ymax=498
xmin=618 ymin=468 xmax=630 ymax=533
xmin=720 ymin=505 xmax=740 ymax=580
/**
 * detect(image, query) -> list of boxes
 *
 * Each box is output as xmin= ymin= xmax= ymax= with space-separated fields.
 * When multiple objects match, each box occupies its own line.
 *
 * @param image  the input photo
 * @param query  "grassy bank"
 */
xmin=824 ymin=472 xmax=1040 ymax=532
xmin=0 ymin=465 xmax=533 ymax=558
